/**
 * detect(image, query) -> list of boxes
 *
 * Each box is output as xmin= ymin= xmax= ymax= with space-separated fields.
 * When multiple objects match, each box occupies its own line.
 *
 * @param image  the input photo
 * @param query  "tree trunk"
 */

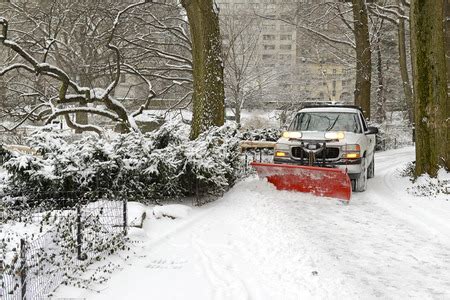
xmin=235 ymin=102 xmax=241 ymax=125
xmin=352 ymin=0 xmax=372 ymax=119
xmin=0 ymin=79 xmax=5 ymax=106
xmin=397 ymin=0 xmax=414 ymax=124
xmin=75 ymin=73 xmax=89 ymax=133
xmin=410 ymin=0 xmax=449 ymax=176
xmin=182 ymin=0 xmax=225 ymax=139
xmin=233 ymin=85 xmax=242 ymax=125
xmin=375 ymin=30 xmax=386 ymax=123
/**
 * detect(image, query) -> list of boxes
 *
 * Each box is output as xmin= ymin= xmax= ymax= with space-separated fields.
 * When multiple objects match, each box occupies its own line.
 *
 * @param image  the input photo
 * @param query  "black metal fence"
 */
xmin=1 ymin=193 xmax=127 ymax=300
xmin=241 ymin=144 xmax=275 ymax=175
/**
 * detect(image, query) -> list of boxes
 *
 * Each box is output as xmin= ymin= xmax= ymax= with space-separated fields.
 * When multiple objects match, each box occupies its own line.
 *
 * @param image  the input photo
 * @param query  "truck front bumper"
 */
xmin=273 ymin=157 xmax=363 ymax=179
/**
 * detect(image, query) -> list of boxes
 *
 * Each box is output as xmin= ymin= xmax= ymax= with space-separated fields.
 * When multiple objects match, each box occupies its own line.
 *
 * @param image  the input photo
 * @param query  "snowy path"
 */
xmin=56 ymin=147 xmax=450 ymax=299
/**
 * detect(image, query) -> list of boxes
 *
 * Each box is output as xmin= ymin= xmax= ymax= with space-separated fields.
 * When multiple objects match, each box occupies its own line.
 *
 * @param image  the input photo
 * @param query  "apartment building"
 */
xmin=218 ymin=0 xmax=353 ymax=106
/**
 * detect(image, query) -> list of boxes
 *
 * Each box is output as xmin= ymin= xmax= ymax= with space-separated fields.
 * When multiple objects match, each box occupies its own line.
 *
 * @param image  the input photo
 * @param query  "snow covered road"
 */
xmin=56 ymin=147 xmax=450 ymax=299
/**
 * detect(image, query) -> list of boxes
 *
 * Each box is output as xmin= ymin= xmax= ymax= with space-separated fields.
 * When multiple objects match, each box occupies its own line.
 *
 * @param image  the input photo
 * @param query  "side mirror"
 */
xmin=366 ymin=126 xmax=378 ymax=135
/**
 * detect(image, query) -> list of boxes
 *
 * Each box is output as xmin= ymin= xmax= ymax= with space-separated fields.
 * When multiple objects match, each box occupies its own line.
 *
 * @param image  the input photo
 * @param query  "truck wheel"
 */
xmin=367 ymin=157 xmax=375 ymax=179
xmin=352 ymin=159 xmax=367 ymax=192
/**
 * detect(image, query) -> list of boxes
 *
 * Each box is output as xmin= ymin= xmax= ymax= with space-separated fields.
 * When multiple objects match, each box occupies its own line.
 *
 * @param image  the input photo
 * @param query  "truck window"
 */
xmin=359 ymin=113 xmax=368 ymax=132
xmin=289 ymin=112 xmax=362 ymax=133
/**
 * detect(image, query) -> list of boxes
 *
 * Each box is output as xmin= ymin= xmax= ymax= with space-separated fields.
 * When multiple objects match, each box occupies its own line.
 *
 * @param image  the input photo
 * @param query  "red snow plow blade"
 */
xmin=250 ymin=162 xmax=352 ymax=201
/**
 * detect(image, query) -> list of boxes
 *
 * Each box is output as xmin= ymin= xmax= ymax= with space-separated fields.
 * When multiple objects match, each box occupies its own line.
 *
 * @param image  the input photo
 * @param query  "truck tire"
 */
xmin=352 ymin=159 xmax=367 ymax=192
xmin=367 ymin=157 xmax=375 ymax=179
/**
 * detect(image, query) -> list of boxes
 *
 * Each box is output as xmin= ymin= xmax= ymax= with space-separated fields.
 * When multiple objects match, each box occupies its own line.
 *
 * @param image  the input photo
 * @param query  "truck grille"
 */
xmin=291 ymin=147 xmax=340 ymax=159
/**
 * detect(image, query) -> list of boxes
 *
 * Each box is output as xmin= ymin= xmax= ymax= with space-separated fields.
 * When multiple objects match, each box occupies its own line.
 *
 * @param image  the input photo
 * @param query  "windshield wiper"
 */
xmin=326 ymin=114 xmax=340 ymax=131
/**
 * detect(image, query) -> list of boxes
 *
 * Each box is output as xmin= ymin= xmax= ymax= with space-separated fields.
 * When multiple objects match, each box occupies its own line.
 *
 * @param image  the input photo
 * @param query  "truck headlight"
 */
xmin=324 ymin=131 xmax=345 ymax=140
xmin=282 ymin=131 xmax=302 ymax=139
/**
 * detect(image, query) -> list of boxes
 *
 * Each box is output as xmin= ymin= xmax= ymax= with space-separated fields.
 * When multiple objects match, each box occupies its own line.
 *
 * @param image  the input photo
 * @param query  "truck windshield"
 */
xmin=289 ymin=112 xmax=362 ymax=133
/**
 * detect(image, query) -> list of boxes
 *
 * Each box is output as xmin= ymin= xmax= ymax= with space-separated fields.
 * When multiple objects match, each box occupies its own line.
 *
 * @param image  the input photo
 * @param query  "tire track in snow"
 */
xmin=191 ymin=234 xmax=227 ymax=300
xmin=192 ymin=236 xmax=252 ymax=300
xmin=330 ymin=147 xmax=450 ymax=298
xmin=369 ymin=147 xmax=450 ymax=243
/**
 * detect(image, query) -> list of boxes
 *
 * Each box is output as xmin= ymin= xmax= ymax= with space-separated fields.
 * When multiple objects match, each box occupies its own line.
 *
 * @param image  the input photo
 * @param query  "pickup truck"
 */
xmin=273 ymin=105 xmax=378 ymax=192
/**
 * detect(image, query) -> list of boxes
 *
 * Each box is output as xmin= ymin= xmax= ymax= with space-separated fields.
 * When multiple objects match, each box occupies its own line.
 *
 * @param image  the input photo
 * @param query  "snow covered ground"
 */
xmin=52 ymin=146 xmax=449 ymax=299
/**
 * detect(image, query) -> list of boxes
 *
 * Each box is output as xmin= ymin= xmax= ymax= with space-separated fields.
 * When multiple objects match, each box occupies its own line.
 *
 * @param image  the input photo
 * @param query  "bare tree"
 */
xmin=0 ymin=0 xmax=124 ymax=131
xmin=368 ymin=0 xmax=414 ymax=124
xmin=0 ymin=2 xmax=170 ymax=134
xmin=0 ymin=1 xmax=195 ymax=134
xmin=221 ymin=10 xmax=276 ymax=124
xmin=117 ymin=2 xmax=193 ymax=110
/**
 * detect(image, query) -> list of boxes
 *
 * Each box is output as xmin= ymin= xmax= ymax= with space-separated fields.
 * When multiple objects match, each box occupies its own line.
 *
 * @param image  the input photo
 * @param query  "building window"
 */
xmin=280 ymin=44 xmax=292 ymax=50
xmin=280 ymin=34 xmax=292 ymax=40
xmin=263 ymin=44 xmax=275 ymax=50
xmin=263 ymin=24 xmax=276 ymax=30
xmin=280 ymin=24 xmax=292 ymax=31
xmin=279 ymin=54 xmax=292 ymax=60
xmin=262 ymin=54 xmax=274 ymax=60
xmin=263 ymin=34 xmax=276 ymax=40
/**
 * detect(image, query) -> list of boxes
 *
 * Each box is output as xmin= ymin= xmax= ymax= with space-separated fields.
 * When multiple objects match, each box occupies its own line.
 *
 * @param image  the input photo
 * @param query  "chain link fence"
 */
xmin=1 ymin=192 xmax=127 ymax=300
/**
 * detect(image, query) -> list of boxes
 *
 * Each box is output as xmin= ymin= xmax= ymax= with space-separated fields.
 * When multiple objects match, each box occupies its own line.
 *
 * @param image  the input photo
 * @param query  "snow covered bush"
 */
xmin=2 ymin=119 xmax=241 ymax=205
xmin=3 ymin=154 xmax=56 ymax=196
xmin=179 ymin=123 xmax=241 ymax=201
xmin=400 ymin=162 xmax=450 ymax=197
xmin=0 ymin=144 xmax=13 ymax=164
xmin=238 ymin=128 xmax=281 ymax=142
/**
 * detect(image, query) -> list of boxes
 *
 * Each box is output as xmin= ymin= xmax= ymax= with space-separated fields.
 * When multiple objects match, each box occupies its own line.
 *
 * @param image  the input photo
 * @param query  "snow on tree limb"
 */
xmin=0 ymin=63 xmax=35 ymax=76
xmin=0 ymin=103 xmax=50 ymax=131
xmin=45 ymin=107 xmax=121 ymax=124
xmin=63 ymin=114 xmax=104 ymax=135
